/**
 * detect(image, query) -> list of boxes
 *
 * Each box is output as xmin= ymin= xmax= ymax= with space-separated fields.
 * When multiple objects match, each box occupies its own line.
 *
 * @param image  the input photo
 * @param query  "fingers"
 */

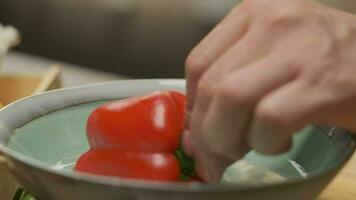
xmin=192 ymin=142 xmax=234 ymax=182
xmin=183 ymin=0 xmax=356 ymax=183
xmin=185 ymin=5 xmax=250 ymax=125
xmin=197 ymin=25 xmax=274 ymax=88
xmin=201 ymin=56 xmax=298 ymax=160
xmin=187 ymin=26 xmax=274 ymax=131
xmin=187 ymin=56 xmax=298 ymax=181
xmin=248 ymin=80 xmax=321 ymax=155
xmin=183 ymin=128 xmax=230 ymax=181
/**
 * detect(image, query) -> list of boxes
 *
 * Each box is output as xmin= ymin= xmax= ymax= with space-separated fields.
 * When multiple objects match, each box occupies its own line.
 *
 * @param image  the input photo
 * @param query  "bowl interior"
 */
xmin=5 ymin=99 xmax=352 ymax=182
xmin=7 ymin=100 xmax=105 ymax=171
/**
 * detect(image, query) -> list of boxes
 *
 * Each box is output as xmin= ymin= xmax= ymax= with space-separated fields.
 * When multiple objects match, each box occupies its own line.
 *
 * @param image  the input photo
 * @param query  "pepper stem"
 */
xmin=174 ymin=148 xmax=196 ymax=181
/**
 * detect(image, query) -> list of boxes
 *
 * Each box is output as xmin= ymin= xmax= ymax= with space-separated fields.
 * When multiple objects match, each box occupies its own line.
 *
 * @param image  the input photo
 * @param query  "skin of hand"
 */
xmin=184 ymin=0 xmax=356 ymax=182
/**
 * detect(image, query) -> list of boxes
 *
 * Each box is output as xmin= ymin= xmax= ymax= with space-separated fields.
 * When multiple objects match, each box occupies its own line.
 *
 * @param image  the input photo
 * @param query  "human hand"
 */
xmin=184 ymin=0 xmax=356 ymax=181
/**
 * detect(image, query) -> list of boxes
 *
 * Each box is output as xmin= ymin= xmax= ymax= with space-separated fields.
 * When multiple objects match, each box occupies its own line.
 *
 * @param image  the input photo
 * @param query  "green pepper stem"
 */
xmin=174 ymin=148 xmax=196 ymax=181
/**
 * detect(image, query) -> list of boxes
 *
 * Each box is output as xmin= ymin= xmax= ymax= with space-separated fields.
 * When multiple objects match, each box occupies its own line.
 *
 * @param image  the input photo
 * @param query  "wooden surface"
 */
xmin=3 ymin=52 xmax=127 ymax=88
xmin=0 ymin=65 xmax=62 ymax=200
xmin=318 ymin=153 xmax=356 ymax=199
xmin=0 ymin=66 xmax=60 ymax=106
xmin=0 ymin=74 xmax=41 ymax=105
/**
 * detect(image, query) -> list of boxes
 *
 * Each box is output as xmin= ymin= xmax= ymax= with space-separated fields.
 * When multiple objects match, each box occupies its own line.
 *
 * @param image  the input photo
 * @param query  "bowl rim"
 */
xmin=0 ymin=79 xmax=354 ymax=193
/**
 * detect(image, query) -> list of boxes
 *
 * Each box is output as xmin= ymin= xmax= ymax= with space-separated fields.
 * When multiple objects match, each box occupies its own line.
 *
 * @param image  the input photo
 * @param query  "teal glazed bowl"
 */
xmin=0 ymin=79 xmax=354 ymax=200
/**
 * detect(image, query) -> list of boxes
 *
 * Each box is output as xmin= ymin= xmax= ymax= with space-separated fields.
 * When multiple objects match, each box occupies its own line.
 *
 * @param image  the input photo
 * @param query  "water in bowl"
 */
xmin=7 ymin=101 xmax=107 ymax=171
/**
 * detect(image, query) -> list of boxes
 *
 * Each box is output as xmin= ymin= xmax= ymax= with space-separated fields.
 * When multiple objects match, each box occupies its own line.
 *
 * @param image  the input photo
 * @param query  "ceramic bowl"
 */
xmin=0 ymin=79 xmax=354 ymax=200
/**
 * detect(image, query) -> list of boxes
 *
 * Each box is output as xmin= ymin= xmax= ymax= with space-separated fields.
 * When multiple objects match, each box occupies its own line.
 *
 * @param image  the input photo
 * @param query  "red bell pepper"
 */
xmin=75 ymin=91 xmax=197 ymax=182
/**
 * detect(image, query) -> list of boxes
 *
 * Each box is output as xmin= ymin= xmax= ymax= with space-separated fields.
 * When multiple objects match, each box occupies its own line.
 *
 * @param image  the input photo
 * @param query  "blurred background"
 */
xmin=0 ymin=0 xmax=240 ymax=78
xmin=0 ymin=0 xmax=355 ymax=78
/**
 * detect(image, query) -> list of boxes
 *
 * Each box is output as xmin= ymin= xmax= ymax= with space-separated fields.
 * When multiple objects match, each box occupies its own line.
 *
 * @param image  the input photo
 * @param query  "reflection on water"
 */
xmin=51 ymin=156 xmax=79 ymax=171
xmin=288 ymin=159 xmax=308 ymax=178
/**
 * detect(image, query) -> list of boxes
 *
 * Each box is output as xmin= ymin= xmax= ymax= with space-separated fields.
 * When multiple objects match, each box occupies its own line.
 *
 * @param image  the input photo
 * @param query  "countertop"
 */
xmin=2 ymin=51 xmax=127 ymax=87
xmin=318 ymin=154 xmax=356 ymax=199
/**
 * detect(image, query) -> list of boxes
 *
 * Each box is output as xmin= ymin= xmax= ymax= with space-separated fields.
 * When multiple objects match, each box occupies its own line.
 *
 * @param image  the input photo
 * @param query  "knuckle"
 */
xmin=217 ymin=79 xmax=254 ymax=107
xmin=267 ymin=7 xmax=304 ymax=27
xmin=196 ymin=76 xmax=215 ymax=100
xmin=304 ymin=30 xmax=336 ymax=58
xmin=185 ymin=52 xmax=209 ymax=81
xmin=255 ymin=100 xmax=291 ymax=130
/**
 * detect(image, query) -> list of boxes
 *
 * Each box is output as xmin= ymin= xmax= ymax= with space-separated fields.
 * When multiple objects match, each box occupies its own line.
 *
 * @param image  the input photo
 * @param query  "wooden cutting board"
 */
xmin=318 ymin=153 xmax=356 ymax=199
